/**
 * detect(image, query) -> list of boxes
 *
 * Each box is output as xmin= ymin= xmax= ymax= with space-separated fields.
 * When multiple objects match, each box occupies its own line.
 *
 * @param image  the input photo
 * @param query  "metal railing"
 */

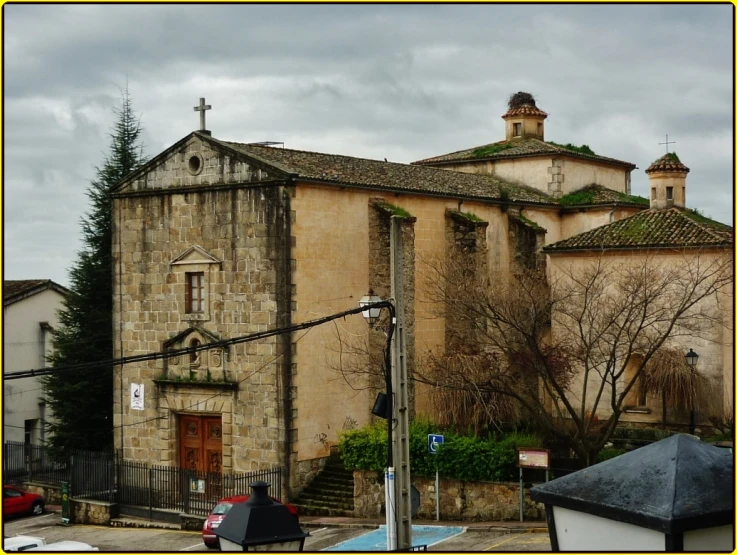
xmin=117 ymin=459 xmax=283 ymax=516
xmin=4 ymin=442 xmax=283 ymax=517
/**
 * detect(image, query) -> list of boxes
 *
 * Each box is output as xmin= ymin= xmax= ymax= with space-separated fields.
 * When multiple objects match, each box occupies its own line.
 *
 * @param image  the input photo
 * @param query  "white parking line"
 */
xmin=181 ymin=542 xmax=204 ymax=551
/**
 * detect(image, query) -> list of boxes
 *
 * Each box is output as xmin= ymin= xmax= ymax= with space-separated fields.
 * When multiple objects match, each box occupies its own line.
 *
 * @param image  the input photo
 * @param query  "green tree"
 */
xmin=43 ymin=88 xmax=145 ymax=453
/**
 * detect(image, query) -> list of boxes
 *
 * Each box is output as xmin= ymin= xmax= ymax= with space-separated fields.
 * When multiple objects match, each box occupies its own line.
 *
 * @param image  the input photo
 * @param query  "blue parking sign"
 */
xmin=428 ymin=434 xmax=444 ymax=454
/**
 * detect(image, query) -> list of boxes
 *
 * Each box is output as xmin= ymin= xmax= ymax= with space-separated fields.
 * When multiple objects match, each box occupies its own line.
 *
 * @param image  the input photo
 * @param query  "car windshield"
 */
xmin=211 ymin=502 xmax=232 ymax=515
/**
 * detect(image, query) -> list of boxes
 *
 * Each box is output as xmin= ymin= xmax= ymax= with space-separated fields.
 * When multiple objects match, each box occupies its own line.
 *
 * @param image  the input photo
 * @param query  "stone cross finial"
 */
xmin=659 ymin=134 xmax=675 ymax=153
xmin=193 ymin=98 xmax=212 ymax=131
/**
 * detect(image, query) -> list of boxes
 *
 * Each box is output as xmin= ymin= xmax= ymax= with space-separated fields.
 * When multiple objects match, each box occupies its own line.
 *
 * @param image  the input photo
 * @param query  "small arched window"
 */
xmin=189 ymin=339 xmax=201 ymax=366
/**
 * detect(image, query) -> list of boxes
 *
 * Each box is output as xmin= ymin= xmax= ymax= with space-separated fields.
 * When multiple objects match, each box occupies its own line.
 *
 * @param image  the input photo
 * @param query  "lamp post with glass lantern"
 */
xmin=359 ymin=290 xmax=397 ymax=551
xmin=685 ymin=348 xmax=699 ymax=435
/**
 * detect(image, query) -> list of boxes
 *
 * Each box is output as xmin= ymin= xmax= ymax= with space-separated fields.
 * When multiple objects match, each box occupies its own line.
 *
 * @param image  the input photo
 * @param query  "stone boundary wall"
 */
xmin=23 ymin=483 xmax=62 ymax=504
xmin=71 ymin=499 xmax=119 ymax=525
xmin=353 ymin=470 xmax=544 ymax=521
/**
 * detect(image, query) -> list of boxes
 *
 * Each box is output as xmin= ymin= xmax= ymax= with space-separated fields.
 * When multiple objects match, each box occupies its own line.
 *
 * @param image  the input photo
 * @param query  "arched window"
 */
xmin=189 ymin=339 xmax=201 ymax=366
xmin=622 ymin=355 xmax=647 ymax=407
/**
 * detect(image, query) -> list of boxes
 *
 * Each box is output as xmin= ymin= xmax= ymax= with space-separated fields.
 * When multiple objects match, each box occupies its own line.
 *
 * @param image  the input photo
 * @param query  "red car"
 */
xmin=3 ymin=485 xmax=45 ymax=518
xmin=202 ymin=495 xmax=298 ymax=548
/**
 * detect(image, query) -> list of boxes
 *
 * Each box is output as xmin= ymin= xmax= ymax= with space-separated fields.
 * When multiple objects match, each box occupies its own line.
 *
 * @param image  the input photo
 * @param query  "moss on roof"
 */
xmin=375 ymin=202 xmax=414 ymax=219
xmin=217 ymin=139 xmax=556 ymax=205
xmin=646 ymin=152 xmax=690 ymax=174
xmin=546 ymin=141 xmax=596 ymax=156
xmin=558 ymin=184 xmax=649 ymax=207
xmin=471 ymin=143 xmax=516 ymax=159
xmin=413 ymin=138 xmax=635 ymax=169
xmin=682 ymin=208 xmax=733 ymax=232
xmin=543 ymin=207 xmax=732 ymax=252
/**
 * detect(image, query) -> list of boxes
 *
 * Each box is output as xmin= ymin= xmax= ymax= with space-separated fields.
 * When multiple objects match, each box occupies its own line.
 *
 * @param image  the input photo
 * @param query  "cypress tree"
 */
xmin=43 ymin=88 xmax=146 ymax=453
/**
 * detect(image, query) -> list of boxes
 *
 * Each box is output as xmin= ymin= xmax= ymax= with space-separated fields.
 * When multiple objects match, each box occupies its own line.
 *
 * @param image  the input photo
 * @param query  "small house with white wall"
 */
xmin=3 ymin=280 xmax=69 ymax=444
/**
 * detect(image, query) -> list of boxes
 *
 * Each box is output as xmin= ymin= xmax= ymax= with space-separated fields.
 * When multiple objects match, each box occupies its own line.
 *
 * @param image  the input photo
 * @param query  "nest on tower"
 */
xmin=508 ymin=92 xmax=536 ymax=109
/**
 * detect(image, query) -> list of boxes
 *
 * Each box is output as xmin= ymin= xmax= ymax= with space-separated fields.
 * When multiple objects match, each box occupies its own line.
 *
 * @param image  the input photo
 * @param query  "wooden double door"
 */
xmin=179 ymin=414 xmax=223 ymax=473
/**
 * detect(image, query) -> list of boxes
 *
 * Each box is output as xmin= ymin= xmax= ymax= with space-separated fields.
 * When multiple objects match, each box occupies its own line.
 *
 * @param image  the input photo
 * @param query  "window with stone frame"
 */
xmin=513 ymin=122 xmax=522 ymax=137
xmin=186 ymin=272 xmax=205 ymax=314
xmin=666 ymin=186 xmax=674 ymax=201
xmin=651 ymin=187 xmax=657 ymax=200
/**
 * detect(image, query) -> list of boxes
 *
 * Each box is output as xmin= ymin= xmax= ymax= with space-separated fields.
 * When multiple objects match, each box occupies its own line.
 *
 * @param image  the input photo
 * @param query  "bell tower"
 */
xmin=646 ymin=153 xmax=689 ymax=209
xmin=502 ymin=92 xmax=548 ymax=141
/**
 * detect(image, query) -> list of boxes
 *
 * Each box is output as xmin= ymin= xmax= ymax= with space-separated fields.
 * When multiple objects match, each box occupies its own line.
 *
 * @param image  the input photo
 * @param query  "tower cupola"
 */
xmin=645 ymin=153 xmax=690 ymax=209
xmin=502 ymin=92 xmax=548 ymax=141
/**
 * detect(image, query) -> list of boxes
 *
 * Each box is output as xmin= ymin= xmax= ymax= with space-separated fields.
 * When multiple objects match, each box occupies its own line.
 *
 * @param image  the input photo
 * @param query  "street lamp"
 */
xmin=360 ymin=292 xmax=397 ymax=551
xmin=359 ymin=290 xmax=383 ymax=328
xmin=685 ymin=348 xmax=699 ymax=435
xmin=214 ymin=481 xmax=308 ymax=551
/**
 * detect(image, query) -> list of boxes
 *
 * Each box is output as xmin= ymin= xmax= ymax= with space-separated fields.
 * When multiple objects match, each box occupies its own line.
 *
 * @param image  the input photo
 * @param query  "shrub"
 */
xmin=597 ymin=447 xmax=627 ymax=462
xmin=339 ymin=421 xmax=543 ymax=482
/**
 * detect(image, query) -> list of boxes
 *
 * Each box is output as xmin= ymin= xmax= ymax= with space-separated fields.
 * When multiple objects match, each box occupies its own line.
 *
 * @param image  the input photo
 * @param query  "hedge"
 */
xmin=339 ymin=420 xmax=542 ymax=482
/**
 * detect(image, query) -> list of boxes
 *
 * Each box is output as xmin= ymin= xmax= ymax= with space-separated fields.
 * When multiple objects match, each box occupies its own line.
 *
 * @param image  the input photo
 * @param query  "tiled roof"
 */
xmin=216 ymin=139 xmax=556 ymax=205
xmin=412 ymin=138 xmax=636 ymax=169
xmin=542 ymin=208 xmax=733 ymax=252
xmin=646 ymin=153 xmax=690 ymax=174
xmin=502 ymin=105 xmax=548 ymax=118
xmin=3 ymin=279 xmax=68 ymax=305
xmin=558 ymin=184 xmax=649 ymax=208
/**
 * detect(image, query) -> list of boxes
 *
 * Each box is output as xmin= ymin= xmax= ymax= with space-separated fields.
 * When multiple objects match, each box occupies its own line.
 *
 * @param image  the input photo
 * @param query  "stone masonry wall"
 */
xmin=112 ymin=135 xmax=292 ymax=479
xmin=71 ymin=500 xmax=118 ymax=525
xmin=354 ymin=470 xmax=544 ymax=521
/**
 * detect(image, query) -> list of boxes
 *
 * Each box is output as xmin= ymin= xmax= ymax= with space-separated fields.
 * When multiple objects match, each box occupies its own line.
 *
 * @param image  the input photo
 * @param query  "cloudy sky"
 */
xmin=4 ymin=4 xmax=733 ymax=286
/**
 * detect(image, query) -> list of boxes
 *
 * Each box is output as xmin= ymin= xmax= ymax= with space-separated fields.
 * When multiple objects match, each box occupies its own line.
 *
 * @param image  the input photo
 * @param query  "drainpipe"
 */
xmin=608 ymin=205 xmax=617 ymax=223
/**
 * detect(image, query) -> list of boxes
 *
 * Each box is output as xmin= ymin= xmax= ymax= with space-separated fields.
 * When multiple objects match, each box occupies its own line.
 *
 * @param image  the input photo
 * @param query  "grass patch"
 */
xmin=663 ymin=152 xmax=681 ymax=163
xmin=471 ymin=143 xmax=516 ymax=159
xmin=558 ymin=187 xmax=649 ymax=207
xmin=460 ymin=211 xmax=485 ymax=223
xmin=516 ymin=213 xmax=544 ymax=230
xmin=547 ymin=141 xmax=597 ymax=156
xmin=683 ymin=208 xmax=732 ymax=231
xmin=377 ymin=202 xmax=413 ymax=219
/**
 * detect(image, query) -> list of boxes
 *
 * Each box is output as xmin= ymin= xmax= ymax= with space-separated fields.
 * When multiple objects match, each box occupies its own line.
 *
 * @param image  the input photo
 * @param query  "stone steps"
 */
xmin=292 ymin=456 xmax=355 ymax=517
xmin=291 ymin=503 xmax=355 ymax=518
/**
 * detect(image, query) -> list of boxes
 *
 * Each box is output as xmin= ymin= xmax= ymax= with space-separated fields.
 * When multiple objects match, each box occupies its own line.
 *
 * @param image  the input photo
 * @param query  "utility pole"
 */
xmin=390 ymin=217 xmax=412 ymax=550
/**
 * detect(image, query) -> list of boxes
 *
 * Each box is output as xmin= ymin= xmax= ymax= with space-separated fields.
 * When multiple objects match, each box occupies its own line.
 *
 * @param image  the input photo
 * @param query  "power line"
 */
xmin=4 ymin=302 xmax=392 ymax=382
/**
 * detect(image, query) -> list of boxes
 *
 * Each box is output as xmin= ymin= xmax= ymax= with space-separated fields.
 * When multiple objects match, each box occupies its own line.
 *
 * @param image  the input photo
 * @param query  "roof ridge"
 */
xmin=673 ymin=207 xmax=734 ymax=238
xmin=224 ymin=140 xmax=412 ymax=168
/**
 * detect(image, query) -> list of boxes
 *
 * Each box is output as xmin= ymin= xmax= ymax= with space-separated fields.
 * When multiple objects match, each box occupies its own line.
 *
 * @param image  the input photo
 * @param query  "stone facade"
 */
xmin=110 ymin=113 xmax=728 ymax=502
xmin=353 ymin=471 xmax=544 ymax=521
xmin=112 ymin=136 xmax=293 ymax=485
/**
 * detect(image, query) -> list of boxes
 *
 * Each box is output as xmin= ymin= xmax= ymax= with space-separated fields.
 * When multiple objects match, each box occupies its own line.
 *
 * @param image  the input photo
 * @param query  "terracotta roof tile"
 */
xmin=646 ymin=153 xmax=690 ymax=174
xmin=412 ymin=138 xmax=636 ymax=169
xmin=502 ymin=105 xmax=548 ymax=118
xmin=217 ymin=139 xmax=556 ymax=205
xmin=3 ymin=279 xmax=68 ymax=304
xmin=542 ymin=208 xmax=733 ymax=252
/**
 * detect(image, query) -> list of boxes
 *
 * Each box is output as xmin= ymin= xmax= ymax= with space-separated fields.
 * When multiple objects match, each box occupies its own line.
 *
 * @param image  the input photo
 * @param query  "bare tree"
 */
xmin=418 ymin=250 xmax=732 ymax=465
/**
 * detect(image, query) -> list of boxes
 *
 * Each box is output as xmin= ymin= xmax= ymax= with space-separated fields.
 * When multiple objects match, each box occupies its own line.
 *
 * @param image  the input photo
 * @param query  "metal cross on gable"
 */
xmin=193 ymin=97 xmax=211 ymax=131
xmin=659 ymin=134 xmax=675 ymax=153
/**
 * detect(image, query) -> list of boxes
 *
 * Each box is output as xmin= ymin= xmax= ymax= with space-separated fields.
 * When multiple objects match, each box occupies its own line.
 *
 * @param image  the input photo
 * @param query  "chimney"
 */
xmin=502 ymin=92 xmax=548 ymax=141
xmin=645 ymin=153 xmax=690 ymax=209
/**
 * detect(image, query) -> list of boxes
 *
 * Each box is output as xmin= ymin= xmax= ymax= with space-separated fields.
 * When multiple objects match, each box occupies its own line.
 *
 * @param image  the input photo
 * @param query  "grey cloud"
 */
xmin=4 ymin=4 xmax=733 ymax=284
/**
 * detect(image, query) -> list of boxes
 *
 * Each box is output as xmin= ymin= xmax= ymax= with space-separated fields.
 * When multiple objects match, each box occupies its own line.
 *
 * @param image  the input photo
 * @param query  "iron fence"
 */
xmin=4 ymin=442 xmax=283 ymax=517
xmin=117 ymin=459 xmax=283 ymax=516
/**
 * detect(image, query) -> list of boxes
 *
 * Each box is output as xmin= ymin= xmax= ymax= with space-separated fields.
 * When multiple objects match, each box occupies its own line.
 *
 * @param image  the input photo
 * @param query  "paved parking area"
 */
xmin=3 ymin=513 xmax=550 ymax=551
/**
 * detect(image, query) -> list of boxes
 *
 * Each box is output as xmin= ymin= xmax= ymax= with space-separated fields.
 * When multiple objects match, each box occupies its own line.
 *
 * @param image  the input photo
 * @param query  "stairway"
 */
xmin=292 ymin=455 xmax=355 ymax=517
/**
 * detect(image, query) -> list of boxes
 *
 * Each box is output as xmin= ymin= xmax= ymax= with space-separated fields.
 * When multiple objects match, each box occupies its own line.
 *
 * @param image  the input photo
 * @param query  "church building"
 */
xmin=110 ymin=92 xmax=731 ymax=498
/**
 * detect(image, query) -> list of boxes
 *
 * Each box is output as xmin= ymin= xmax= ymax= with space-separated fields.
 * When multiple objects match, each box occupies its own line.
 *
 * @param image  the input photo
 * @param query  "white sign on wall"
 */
xmin=130 ymin=383 xmax=144 ymax=411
